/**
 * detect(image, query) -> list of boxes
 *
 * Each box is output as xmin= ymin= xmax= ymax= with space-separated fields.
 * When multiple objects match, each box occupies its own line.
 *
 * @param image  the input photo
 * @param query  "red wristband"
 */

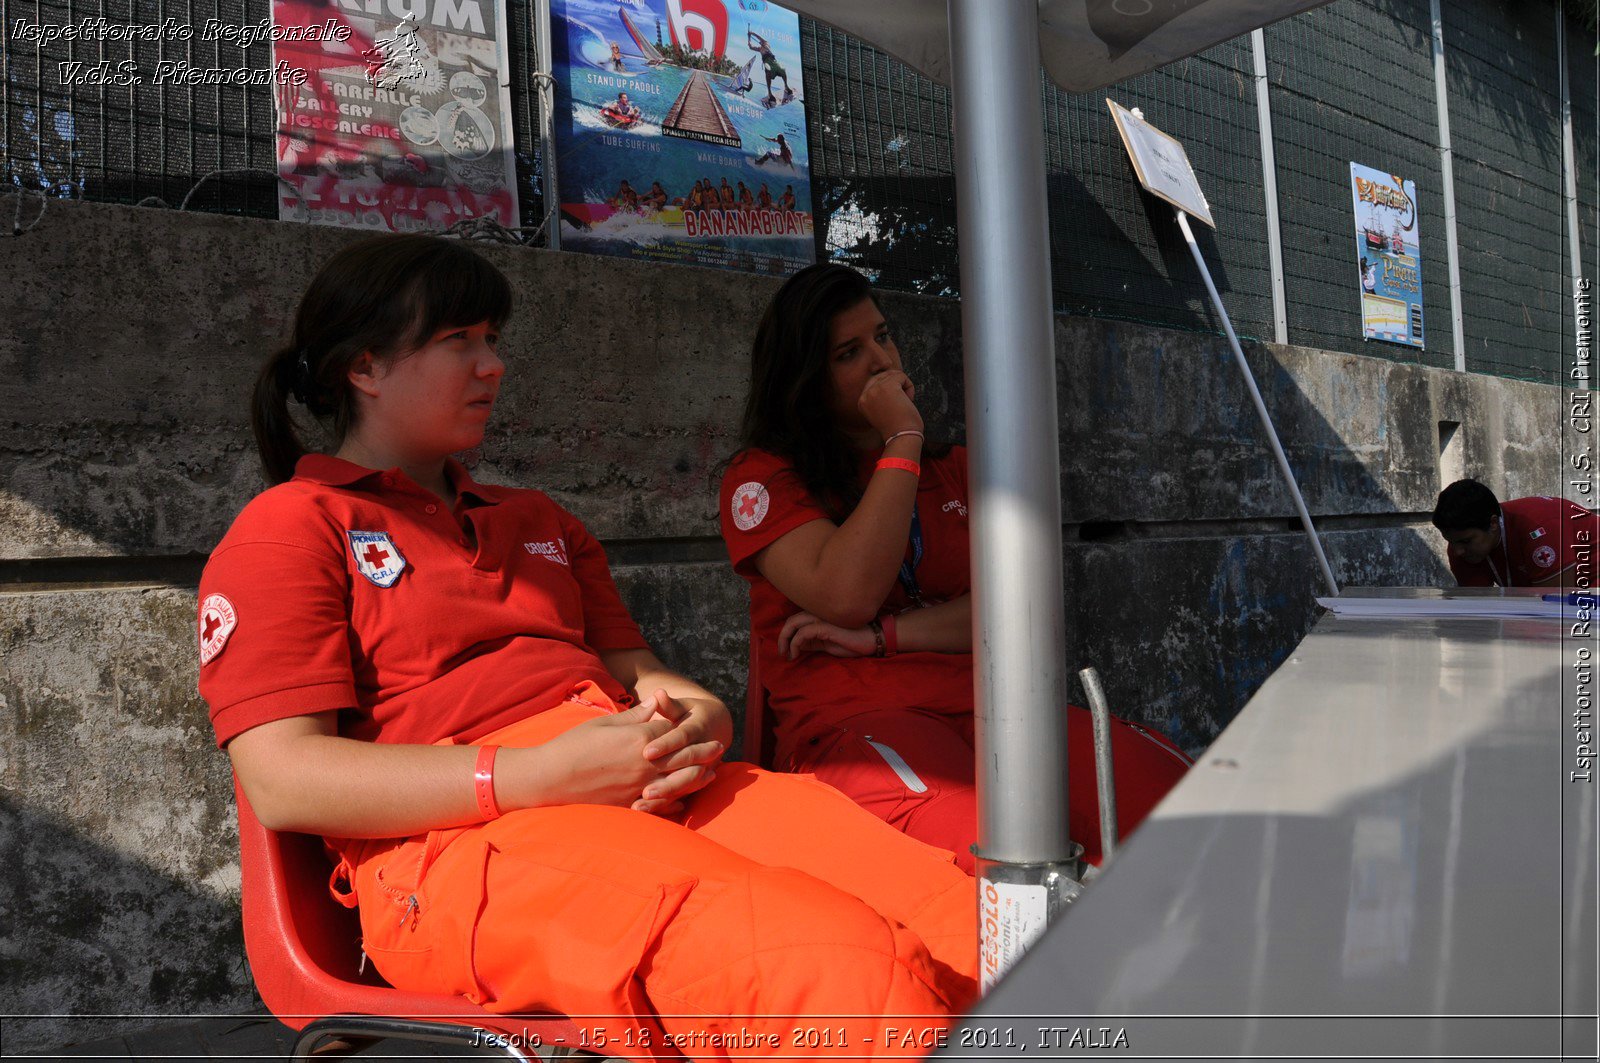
xmin=876 ymin=457 xmax=921 ymax=478
xmin=880 ymin=612 xmax=898 ymax=656
xmin=474 ymin=745 xmax=502 ymax=821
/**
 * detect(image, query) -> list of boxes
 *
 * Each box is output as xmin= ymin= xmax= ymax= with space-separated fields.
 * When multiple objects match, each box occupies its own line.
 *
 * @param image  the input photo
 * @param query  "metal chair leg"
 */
xmin=293 ymin=1016 xmax=537 ymax=1061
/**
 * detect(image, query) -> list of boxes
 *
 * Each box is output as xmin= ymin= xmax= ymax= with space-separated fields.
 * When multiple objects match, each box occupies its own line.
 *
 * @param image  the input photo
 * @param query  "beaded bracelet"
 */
xmin=868 ymin=618 xmax=886 ymax=657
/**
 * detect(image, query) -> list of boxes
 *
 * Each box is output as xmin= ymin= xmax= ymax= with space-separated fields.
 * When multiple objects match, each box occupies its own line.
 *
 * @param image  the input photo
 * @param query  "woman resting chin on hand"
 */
xmin=200 ymin=236 xmax=976 ymax=1059
xmin=720 ymin=263 xmax=1194 ymax=874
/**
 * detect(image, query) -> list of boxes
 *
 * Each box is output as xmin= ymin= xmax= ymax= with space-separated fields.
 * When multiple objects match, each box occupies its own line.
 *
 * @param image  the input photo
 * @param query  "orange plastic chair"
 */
xmin=743 ymin=633 xmax=777 ymax=769
xmin=235 ymin=779 xmax=606 ymax=1061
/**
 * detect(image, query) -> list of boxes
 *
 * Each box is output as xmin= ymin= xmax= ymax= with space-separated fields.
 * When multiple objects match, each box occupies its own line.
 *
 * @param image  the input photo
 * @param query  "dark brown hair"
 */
xmin=251 ymin=234 xmax=512 ymax=484
xmin=1431 ymin=478 xmax=1500 ymax=533
xmin=736 ymin=262 xmax=945 ymax=518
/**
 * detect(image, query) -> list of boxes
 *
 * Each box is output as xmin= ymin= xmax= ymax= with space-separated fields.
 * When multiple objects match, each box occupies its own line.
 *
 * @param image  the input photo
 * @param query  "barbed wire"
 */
xmin=3 ymin=162 xmax=558 ymax=248
xmin=3 ymin=187 xmax=49 ymax=236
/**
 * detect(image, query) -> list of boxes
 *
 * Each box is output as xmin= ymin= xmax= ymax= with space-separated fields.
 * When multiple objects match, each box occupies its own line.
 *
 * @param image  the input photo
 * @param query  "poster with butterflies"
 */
xmin=271 ymin=0 xmax=519 ymax=232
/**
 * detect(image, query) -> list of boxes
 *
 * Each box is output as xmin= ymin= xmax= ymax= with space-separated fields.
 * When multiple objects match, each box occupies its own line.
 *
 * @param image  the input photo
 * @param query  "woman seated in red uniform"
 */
xmin=200 ymin=235 xmax=976 ymax=1059
xmin=720 ymin=263 xmax=1192 ymax=874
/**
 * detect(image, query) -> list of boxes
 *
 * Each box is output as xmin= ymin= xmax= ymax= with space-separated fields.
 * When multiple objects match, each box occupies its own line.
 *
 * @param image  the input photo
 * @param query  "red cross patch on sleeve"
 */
xmin=731 ymin=481 xmax=770 ymax=532
xmin=198 ymin=593 xmax=237 ymax=666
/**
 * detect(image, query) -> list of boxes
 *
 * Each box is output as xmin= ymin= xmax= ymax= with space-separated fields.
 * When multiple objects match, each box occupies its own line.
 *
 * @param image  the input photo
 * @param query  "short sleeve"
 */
xmin=557 ymin=506 xmax=650 ymax=652
xmin=198 ymin=498 xmax=359 ymax=748
xmin=719 ymin=449 xmax=834 ymax=578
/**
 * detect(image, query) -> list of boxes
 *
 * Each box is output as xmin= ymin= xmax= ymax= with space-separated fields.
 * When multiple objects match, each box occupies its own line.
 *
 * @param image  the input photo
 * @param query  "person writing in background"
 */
xmin=1432 ymin=478 xmax=1597 ymax=588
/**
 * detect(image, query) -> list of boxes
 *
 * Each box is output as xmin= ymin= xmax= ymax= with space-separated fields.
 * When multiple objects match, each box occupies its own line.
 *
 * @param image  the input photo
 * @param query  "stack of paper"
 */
xmin=1315 ymin=594 xmax=1580 ymax=620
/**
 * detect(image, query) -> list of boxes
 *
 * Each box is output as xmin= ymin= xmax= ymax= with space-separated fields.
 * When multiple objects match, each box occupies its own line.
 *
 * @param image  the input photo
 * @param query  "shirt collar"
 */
xmin=444 ymin=458 xmax=511 ymax=505
xmin=292 ymin=453 xmax=511 ymax=505
xmin=293 ymin=453 xmax=383 ymax=486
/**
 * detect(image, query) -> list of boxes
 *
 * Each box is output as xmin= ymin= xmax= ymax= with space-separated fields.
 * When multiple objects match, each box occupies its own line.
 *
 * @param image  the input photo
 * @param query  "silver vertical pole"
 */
xmin=1559 ymin=1 xmax=1586 ymax=389
xmin=533 ymin=0 xmax=561 ymax=251
xmin=1430 ymin=0 xmax=1465 ymax=370
xmin=1250 ymin=29 xmax=1288 ymax=346
xmin=1178 ymin=210 xmax=1340 ymax=597
xmin=947 ymin=0 xmax=1078 ymax=985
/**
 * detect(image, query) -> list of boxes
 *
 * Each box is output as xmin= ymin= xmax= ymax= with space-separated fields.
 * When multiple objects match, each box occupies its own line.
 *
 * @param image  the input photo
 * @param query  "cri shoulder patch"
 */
xmin=731 ymin=481 xmax=770 ymax=532
xmin=348 ymin=530 xmax=407 ymax=587
xmin=1531 ymin=544 xmax=1557 ymax=569
xmin=199 ymin=593 xmax=237 ymax=666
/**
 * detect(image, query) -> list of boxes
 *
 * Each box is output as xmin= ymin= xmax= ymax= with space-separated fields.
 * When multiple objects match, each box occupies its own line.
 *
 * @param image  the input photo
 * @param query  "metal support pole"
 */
xmin=947 ymin=0 xmax=1080 ymax=991
xmin=533 ymin=0 xmax=561 ymax=250
xmin=1558 ymin=1 xmax=1587 ymax=389
xmin=1250 ymin=29 xmax=1288 ymax=346
xmin=1078 ymin=667 xmax=1119 ymax=863
xmin=1430 ymin=0 xmax=1465 ymax=370
xmin=1177 ymin=210 xmax=1340 ymax=597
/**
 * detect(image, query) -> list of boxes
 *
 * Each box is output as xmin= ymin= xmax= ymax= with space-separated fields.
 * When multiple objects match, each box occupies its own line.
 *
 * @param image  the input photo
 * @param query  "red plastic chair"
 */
xmin=743 ymin=634 xmax=777 ymax=769
xmin=235 ymin=779 xmax=606 ymax=1060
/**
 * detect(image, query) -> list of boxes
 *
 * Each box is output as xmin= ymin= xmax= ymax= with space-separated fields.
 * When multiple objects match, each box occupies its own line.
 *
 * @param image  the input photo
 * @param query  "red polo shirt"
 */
xmin=1447 ymin=495 xmax=1598 ymax=587
xmin=720 ymin=446 xmax=973 ymax=753
xmin=198 ymin=455 xmax=648 ymax=748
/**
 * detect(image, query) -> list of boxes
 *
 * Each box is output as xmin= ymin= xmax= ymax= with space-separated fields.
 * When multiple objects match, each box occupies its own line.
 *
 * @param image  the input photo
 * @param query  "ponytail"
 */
xmin=251 ymin=342 xmax=354 ymax=484
xmin=250 ymin=345 xmax=306 ymax=485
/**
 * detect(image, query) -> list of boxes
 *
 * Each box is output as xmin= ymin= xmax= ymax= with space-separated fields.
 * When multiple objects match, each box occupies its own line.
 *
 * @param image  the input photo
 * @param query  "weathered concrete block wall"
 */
xmin=0 ymin=200 xmax=1572 ymax=1048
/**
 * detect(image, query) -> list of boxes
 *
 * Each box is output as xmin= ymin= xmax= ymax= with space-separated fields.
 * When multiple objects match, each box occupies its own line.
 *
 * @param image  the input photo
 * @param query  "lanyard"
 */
xmin=897 ymin=503 xmax=926 ymax=607
xmin=1487 ymin=513 xmax=1510 ymax=586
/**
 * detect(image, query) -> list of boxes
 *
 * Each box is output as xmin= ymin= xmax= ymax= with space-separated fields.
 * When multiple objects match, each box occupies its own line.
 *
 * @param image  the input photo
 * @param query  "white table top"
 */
xmin=944 ymin=588 xmax=1597 ymax=1060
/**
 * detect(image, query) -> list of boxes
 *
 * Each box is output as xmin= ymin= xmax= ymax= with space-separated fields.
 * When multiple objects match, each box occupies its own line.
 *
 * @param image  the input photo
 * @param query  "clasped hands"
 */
xmin=543 ymin=688 xmax=728 ymax=817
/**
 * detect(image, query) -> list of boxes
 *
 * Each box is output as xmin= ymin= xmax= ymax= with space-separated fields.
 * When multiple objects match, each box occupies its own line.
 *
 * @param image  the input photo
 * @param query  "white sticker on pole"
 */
xmin=979 ymin=878 xmax=1050 ymax=993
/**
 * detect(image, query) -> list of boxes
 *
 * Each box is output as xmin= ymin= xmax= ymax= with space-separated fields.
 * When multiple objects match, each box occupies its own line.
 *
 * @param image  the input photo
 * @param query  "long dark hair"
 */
xmin=251 ymin=234 xmax=513 ymax=485
xmin=737 ymin=262 xmax=945 ymax=519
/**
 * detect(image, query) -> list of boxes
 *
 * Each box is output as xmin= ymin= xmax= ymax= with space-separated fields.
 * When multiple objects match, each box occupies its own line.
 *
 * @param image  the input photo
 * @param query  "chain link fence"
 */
xmin=2 ymin=0 xmax=1592 ymax=381
xmin=1567 ymin=1 xmax=1597 ymax=349
xmin=1445 ymin=0 xmax=1567 ymax=380
xmin=1265 ymin=0 xmax=1458 ymax=370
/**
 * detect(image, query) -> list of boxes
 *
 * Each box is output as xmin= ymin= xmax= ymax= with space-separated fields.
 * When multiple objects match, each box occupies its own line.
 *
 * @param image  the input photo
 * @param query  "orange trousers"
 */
xmin=336 ymin=696 xmax=978 ymax=1061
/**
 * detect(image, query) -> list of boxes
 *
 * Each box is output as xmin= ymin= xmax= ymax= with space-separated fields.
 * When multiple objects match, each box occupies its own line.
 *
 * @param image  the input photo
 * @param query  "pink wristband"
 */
xmin=876 ymin=457 xmax=921 ymax=478
xmin=474 ymin=745 xmax=502 ymax=821
xmin=880 ymin=612 xmax=898 ymax=656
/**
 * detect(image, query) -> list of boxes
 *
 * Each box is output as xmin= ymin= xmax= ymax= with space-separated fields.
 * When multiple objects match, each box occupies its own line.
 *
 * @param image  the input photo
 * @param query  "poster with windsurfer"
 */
xmin=548 ymin=0 xmax=813 ymax=275
xmin=270 ymin=0 xmax=518 ymax=232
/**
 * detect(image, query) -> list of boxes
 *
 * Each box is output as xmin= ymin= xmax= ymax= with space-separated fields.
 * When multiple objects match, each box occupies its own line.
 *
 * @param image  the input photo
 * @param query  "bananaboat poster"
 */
xmin=548 ymin=0 xmax=816 ymax=275
xmin=270 ymin=0 xmax=520 ymax=232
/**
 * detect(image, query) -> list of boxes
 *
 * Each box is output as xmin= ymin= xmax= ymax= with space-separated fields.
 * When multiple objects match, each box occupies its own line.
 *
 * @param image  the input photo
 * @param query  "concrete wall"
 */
xmin=0 ymin=199 xmax=1573 ymax=1048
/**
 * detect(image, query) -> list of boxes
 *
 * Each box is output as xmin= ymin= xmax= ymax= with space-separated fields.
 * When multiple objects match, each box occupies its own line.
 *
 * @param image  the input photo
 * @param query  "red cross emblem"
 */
xmin=198 ymin=593 xmax=237 ymax=665
xmin=348 ymin=530 xmax=407 ymax=587
xmin=730 ymin=481 xmax=769 ymax=531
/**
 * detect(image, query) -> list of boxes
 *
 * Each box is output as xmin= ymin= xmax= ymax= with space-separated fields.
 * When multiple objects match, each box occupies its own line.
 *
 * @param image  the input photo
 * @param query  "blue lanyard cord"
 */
xmin=897 ymin=503 xmax=925 ymax=607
